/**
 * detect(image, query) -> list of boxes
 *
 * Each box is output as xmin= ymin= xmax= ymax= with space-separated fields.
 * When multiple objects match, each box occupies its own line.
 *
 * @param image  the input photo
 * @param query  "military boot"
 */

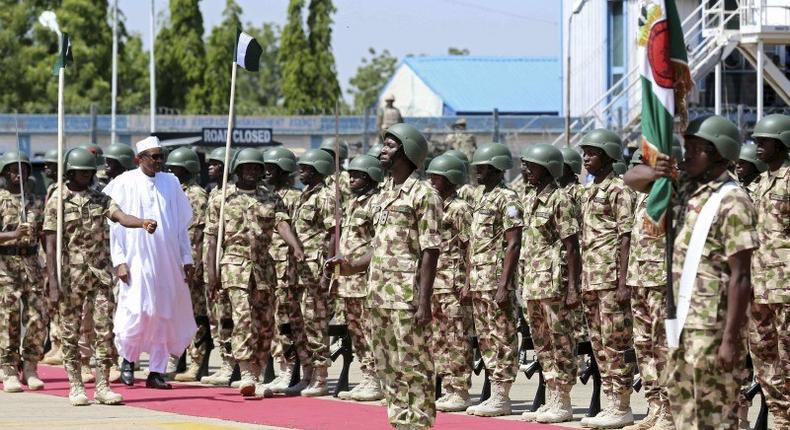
xmin=22 ymin=361 xmax=44 ymax=391
xmin=436 ymin=388 xmax=471 ymax=412
xmin=351 ymin=369 xmax=384 ymax=401
xmin=267 ymin=360 xmax=294 ymax=393
xmin=301 ymin=366 xmax=328 ymax=397
xmin=201 ymin=356 xmax=235 ymax=386
xmin=581 ymin=391 xmax=615 ymax=428
xmin=2 ymin=366 xmax=22 ymax=393
xmin=522 ymin=389 xmax=556 ymax=422
xmin=174 ymin=362 xmax=202 ymax=382
xmin=80 ymin=358 xmax=95 ymax=383
xmin=165 ymin=355 xmax=179 ymax=377
xmin=94 ymin=367 xmax=123 ymax=405
xmin=108 ymin=361 xmax=122 ymax=383
xmin=537 ymin=386 xmax=574 ymax=423
xmin=284 ymin=366 xmax=313 ymax=396
xmin=42 ymin=344 xmax=64 ymax=365
xmin=338 ymin=378 xmax=366 ymax=400
xmin=468 ymin=381 xmax=511 ymax=417
xmin=237 ymin=361 xmax=257 ymax=396
xmin=65 ymin=365 xmax=89 ymax=406
xmin=588 ymin=392 xmax=633 ymax=429
xmin=621 ymin=400 xmax=661 ymax=430
xmin=652 ymin=405 xmax=676 ymax=430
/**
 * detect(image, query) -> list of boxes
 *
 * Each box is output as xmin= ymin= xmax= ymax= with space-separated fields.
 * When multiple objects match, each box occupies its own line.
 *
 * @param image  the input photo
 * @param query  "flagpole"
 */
xmin=149 ymin=0 xmax=156 ymax=133
xmin=333 ymin=101 xmax=341 ymax=279
xmin=56 ymin=64 xmax=65 ymax=291
xmin=216 ymin=61 xmax=237 ymax=272
xmin=111 ymin=0 xmax=118 ymax=145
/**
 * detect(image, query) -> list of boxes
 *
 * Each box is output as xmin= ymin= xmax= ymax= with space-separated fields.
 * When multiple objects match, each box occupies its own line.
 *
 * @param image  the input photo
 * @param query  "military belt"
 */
xmin=0 ymin=246 xmax=38 ymax=256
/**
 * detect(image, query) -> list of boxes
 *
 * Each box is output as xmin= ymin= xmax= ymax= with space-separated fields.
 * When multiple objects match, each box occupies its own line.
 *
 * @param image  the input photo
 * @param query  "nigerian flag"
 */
xmin=638 ymin=0 xmax=691 ymax=227
xmin=52 ymin=32 xmax=72 ymax=75
xmin=235 ymin=30 xmax=262 ymax=71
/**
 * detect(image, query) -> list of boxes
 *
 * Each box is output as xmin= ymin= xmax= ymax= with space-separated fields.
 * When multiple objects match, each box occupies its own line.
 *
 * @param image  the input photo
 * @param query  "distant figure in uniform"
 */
xmin=377 ymin=94 xmax=403 ymax=141
xmin=445 ymin=118 xmax=477 ymax=166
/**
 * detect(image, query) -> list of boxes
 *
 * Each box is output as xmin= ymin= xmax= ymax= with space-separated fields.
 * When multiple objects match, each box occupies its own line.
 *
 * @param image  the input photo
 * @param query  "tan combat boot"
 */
xmin=436 ymin=387 xmax=471 ymax=412
xmin=174 ymin=362 xmax=202 ymax=382
xmin=581 ymin=391 xmax=615 ymax=428
xmin=237 ymin=361 xmax=257 ymax=396
xmin=42 ymin=344 xmax=64 ymax=365
xmin=80 ymin=358 xmax=94 ymax=383
xmin=284 ymin=365 xmax=313 ymax=396
xmin=94 ymin=367 xmax=123 ymax=405
xmin=2 ymin=366 xmax=22 ymax=393
xmin=338 ymin=378 xmax=367 ymax=400
xmin=351 ymin=369 xmax=384 ymax=402
xmin=22 ymin=361 xmax=44 ymax=391
xmin=108 ymin=361 xmax=122 ymax=383
xmin=200 ymin=356 xmax=235 ymax=386
xmin=589 ymin=391 xmax=634 ymax=429
xmin=268 ymin=360 xmax=295 ymax=394
xmin=301 ymin=366 xmax=328 ymax=397
xmin=65 ymin=365 xmax=89 ymax=406
xmin=468 ymin=381 xmax=512 ymax=417
xmin=537 ymin=386 xmax=574 ymax=423
xmin=652 ymin=405 xmax=676 ymax=430
xmin=521 ymin=389 xmax=555 ymax=421
xmin=621 ymin=399 xmax=661 ymax=430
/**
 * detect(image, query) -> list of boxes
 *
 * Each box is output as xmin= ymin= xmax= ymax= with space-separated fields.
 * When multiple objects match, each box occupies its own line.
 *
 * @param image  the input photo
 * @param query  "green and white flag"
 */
xmin=637 ymin=0 xmax=691 ymax=230
xmin=235 ymin=30 xmax=262 ymax=71
xmin=52 ymin=32 xmax=73 ymax=75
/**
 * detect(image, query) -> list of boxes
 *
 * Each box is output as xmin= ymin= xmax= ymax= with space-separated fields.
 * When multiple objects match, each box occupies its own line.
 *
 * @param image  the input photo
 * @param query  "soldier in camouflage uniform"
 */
xmin=376 ymin=94 xmax=404 ymax=141
xmin=167 ymin=148 xmax=211 ymax=382
xmin=41 ymin=149 xmax=64 ymax=367
xmin=518 ymin=144 xmax=581 ymax=424
xmin=443 ymin=149 xmax=478 ymax=205
xmin=43 ymin=147 xmax=155 ymax=406
xmin=328 ymin=123 xmax=441 ymax=430
xmin=579 ymin=129 xmax=636 ymax=429
xmin=464 ymin=143 xmax=522 ymax=417
xmin=749 ymin=114 xmax=790 ymax=428
xmin=285 ymin=149 xmax=337 ymax=397
xmin=736 ymin=143 xmax=767 ymax=196
xmin=205 ymin=148 xmax=303 ymax=397
xmin=0 ymin=152 xmax=46 ymax=393
xmin=425 ymin=154 xmax=473 ymax=413
xmin=320 ymin=138 xmax=352 ymax=200
xmin=260 ymin=147 xmax=309 ymax=394
xmin=336 ymin=154 xmax=384 ymax=402
xmin=444 ymin=118 xmax=477 ymax=168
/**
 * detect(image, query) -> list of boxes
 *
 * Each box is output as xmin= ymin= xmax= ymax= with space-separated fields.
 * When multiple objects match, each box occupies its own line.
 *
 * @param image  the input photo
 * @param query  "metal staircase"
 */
xmin=555 ymin=0 xmax=790 ymax=148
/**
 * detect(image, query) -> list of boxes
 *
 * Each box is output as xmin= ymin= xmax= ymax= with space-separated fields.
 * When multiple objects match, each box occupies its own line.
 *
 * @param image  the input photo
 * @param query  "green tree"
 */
xmin=347 ymin=48 xmax=397 ymax=113
xmin=279 ymin=0 xmax=312 ymax=114
xmin=204 ymin=0 xmax=242 ymax=114
xmin=236 ymin=22 xmax=283 ymax=115
xmin=306 ymin=0 xmax=339 ymax=113
xmin=117 ymin=29 xmax=150 ymax=114
xmin=448 ymin=47 xmax=470 ymax=55
xmin=155 ymin=0 xmax=207 ymax=114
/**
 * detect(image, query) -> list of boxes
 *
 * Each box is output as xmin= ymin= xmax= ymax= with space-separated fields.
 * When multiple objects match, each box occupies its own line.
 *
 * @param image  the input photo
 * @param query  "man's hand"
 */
xmin=292 ymin=247 xmax=305 ymax=263
xmin=565 ymin=288 xmax=580 ymax=308
xmin=116 ymin=263 xmax=130 ymax=284
xmin=142 ymin=219 xmax=158 ymax=234
xmin=324 ymin=256 xmax=349 ymax=277
xmin=717 ymin=336 xmax=740 ymax=372
xmin=183 ymin=264 xmax=194 ymax=284
xmin=615 ymin=284 xmax=631 ymax=305
xmin=654 ymin=153 xmax=674 ymax=178
xmin=12 ymin=223 xmax=32 ymax=242
xmin=415 ymin=302 xmax=431 ymax=325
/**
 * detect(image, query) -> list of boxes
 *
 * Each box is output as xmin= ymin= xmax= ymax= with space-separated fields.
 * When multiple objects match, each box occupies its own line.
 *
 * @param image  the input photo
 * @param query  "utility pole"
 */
xmin=565 ymin=0 xmax=588 ymax=146
xmin=111 ymin=0 xmax=118 ymax=144
xmin=149 ymin=0 xmax=156 ymax=133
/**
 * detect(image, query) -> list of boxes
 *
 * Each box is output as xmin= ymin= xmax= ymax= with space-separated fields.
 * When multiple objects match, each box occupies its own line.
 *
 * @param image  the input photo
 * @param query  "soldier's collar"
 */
xmin=595 ymin=170 xmax=617 ymax=191
xmin=696 ymin=170 xmax=735 ymax=195
xmin=770 ymin=159 xmax=790 ymax=179
xmin=536 ymin=181 xmax=558 ymax=203
xmin=398 ymin=173 xmax=421 ymax=195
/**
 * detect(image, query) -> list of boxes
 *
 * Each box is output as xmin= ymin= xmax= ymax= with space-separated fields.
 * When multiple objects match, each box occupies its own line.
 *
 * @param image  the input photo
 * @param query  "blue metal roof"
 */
xmin=400 ymin=56 xmax=561 ymax=115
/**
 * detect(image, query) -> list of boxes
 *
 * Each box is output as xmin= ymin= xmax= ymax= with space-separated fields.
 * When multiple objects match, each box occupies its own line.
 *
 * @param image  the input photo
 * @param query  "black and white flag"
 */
xmin=235 ymin=30 xmax=262 ymax=72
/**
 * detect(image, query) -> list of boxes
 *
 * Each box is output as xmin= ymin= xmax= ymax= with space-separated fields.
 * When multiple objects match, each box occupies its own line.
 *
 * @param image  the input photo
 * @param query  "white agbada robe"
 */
xmin=104 ymin=168 xmax=197 ymax=372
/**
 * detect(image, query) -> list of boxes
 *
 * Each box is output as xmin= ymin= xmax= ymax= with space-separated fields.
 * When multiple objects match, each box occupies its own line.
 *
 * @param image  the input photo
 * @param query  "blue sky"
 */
xmin=120 ymin=0 xmax=561 ymax=97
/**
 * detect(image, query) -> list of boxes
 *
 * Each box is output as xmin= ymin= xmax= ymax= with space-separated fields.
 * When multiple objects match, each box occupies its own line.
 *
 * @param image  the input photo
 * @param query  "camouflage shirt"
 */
xmin=752 ymin=160 xmax=790 ymax=304
xmin=672 ymin=171 xmax=758 ymax=330
xmin=434 ymin=195 xmax=471 ymax=295
xmin=183 ymin=183 xmax=208 ymax=281
xmin=293 ymin=180 xmax=337 ymax=284
xmin=626 ymin=192 xmax=667 ymax=288
xmin=0 ymin=189 xmax=42 ymax=249
xmin=339 ymin=189 xmax=377 ymax=298
xmin=521 ymin=182 xmax=578 ymax=301
xmin=445 ymin=132 xmax=477 ymax=161
xmin=457 ymin=184 xmax=481 ymax=206
xmin=325 ymin=170 xmax=352 ymax=205
xmin=468 ymin=184 xmax=523 ymax=291
xmin=270 ymin=186 xmax=301 ymax=286
xmin=580 ymin=172 xmax=635 ymax=291
xmin=367 ymin=173 xmax=442 ymax=310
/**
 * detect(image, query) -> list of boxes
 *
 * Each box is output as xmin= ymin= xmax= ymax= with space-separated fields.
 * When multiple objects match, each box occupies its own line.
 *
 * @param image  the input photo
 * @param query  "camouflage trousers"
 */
xmin=59 ymin=281 xmax=115 ymax=374
xmin=300 ymin=283 xmax=331 ymax=369
xmin=582 ymin=288 xmax=635 ymax=397
xmin=749 ymin=302 xmax=790 ymax=423
xmin=368 ymin=307 xmax=435 ymax=429
xmin=664 ymin=328 xmax=745 ymax=430
xmin=431 ymin=292 xmax=471 ymax=394
xmin=77 ymin=284 xmax=118 ymax=363
xmin=630 ymin=286 xmax=670 ymax=410
xmin=572 ymin=305 xmax=590 ymax=342
xmin=185 ymin=278 xmax=210 ymax=367
xmin=525 ymin=298 xmax=577 ymax=388
xmin=227 ymin=286 xmax=274 ymax=364
xmin=272 ymin=286 xmax=310 ymax=366
xmin=343 ymin=297 xmax=375 ymax=374
xmin=209 ymin=286 xmax=234 ymax=364
xmin=0 ymin=256 xmax=47 ymax=368
xmin=471 ymin=290 xmax=518 ymax=383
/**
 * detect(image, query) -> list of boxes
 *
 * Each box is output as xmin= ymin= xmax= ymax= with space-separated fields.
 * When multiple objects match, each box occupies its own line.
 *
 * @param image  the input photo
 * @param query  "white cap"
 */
xmin=135 ymin=136 xmax=161 ymax=155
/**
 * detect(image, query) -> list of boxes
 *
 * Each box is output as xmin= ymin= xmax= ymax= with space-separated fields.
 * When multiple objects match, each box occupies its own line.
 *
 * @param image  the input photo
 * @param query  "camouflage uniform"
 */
xmin=182 ymin=183 xmax=209 ymax=368
xmin=664 ymin=172 xmax=758 ymax=429
xmin=203 ymin=187 xmax=234 ymax=368
xmin=42 ymin=187 xmax=118 ymax=375
xmin=626 ymin=193 xmax=671 ymax=413
xmin=339 ymin=188 xmax=377 ymax=380
xmin=521 ymin=182 xmax=578 ymax=390
xmin=204 ymin=184 xmax=285 ymax=366
xmin=42 ymin=183 xmax=62 ymax=361
xmin=293 ymin=180 xmax=336 ymax=370
xmin=468 ymin=184 xmax=521 ymax=384
xmin=445 ymin=132 xmax=477 ymax=164
xmin=0 ymin=189 xmax=46 ymax=371
xmin=563 ymin=181 xmax=589 ymax=342
xmin=749 ymin=160 xmax=790 ymax=425
xmin=580 ymin=171 xmax=635 ymax=400
xmin=432 ymin=194 xmax=472 ymax=395
xmin=366 ymin=173 xmax=442 ymax=428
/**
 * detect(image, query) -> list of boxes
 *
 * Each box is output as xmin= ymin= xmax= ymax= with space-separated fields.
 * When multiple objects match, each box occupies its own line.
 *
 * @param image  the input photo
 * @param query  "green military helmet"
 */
xmin=298 ymin=148 xmax=335 ymax=176
xmin=443 ymin=149 xmax=469 ymax=164
xmin=471 ymin=142 xmax=513 ymax=172
xmin=752 ymin=113 xmax=790 ymax=148
xmin=166 ymin=147 xmax=201 ymax=174
xmin=79 ymin=142 xmax=103 ymax=156
xmin=366 ymin=143 xmax=383 ymax=158
xmin=0 ymin=151 xmax=32 ymax=173
xmin=613 ymin=161 xmax=627 ymax=175
xmin=43 ymin=149 xmax=59 ymax=164
xmin=347 ymin=154 xmax=384 ymax=182
xmin=232 ymin=148 xmax=264 ymax=172
xmin=104 ymin=144 xmax=136 ymax=170
xmin=319 ymin=137 xmax=349 ymax=160
xmin=426 ymin=154 xmax=467 ymax=185
xmin=581 ymin=129 xmax=623 ymax=161
xmin=65 ymin=147 xmax=98 ymax=172
xmin=739 ymin=144 xmax=768 ymax=172
xmin=560 ymin=147 xmax=583 ymax=175
xmin=383 ymin=123 xmax=428 ymax=169
xmin=207 ymin=147 xmax=233 ymax=164
xmin=684 ymin=115 xmax=741 ymax=162
xmin=520 ymin=143 xmax=564 ymax=179
xmin=264 ymin=147 xmax=297 ymax=173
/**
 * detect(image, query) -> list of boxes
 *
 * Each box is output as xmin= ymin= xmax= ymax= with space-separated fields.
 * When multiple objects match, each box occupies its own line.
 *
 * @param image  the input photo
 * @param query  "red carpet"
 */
xmin=35 ymin=365 xmax=562 ymax=429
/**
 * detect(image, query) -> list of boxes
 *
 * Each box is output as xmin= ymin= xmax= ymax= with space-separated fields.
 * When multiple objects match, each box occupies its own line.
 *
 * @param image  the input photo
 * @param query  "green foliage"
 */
xmin=156 ymin=0 xmax=207 ymax=114
xmin=448 ymin=47 xmax=470 ymax=55
xmin=204 ymin=0 xmax=242 ymax=114
xmin=348 ymin=48 xmax=397 ymax=113
xmin=306 ymin=0 xmax=340 ymax=112
xmin=279 ymin=0 xmax=312 ymax=114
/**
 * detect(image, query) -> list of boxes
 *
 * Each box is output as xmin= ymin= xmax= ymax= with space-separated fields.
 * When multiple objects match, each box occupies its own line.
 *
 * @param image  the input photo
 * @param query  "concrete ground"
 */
xmin=0 ymin=344 xmax=771 ymax=429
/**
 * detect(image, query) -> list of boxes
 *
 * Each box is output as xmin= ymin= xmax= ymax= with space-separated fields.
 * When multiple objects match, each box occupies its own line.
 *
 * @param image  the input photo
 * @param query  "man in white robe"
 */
xmin=104 ymin=136 xmax=196 ymax=389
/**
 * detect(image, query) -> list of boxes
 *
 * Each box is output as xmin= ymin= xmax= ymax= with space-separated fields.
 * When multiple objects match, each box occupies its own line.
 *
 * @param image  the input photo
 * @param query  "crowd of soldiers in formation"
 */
xmin=0 ymin=112 xmax=788 ymax=430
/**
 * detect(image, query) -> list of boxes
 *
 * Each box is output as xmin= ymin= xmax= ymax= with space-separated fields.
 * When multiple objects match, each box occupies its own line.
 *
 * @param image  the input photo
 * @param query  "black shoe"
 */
xmin=121 ymin=359 xmax=135 ymax=386
xmin=146 ymin=372 xmax=172 ymax=390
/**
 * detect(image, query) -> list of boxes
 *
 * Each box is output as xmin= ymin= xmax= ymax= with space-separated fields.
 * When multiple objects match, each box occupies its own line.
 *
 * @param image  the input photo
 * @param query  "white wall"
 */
xmin=378 ymin=64 xmax=444 ymax=117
